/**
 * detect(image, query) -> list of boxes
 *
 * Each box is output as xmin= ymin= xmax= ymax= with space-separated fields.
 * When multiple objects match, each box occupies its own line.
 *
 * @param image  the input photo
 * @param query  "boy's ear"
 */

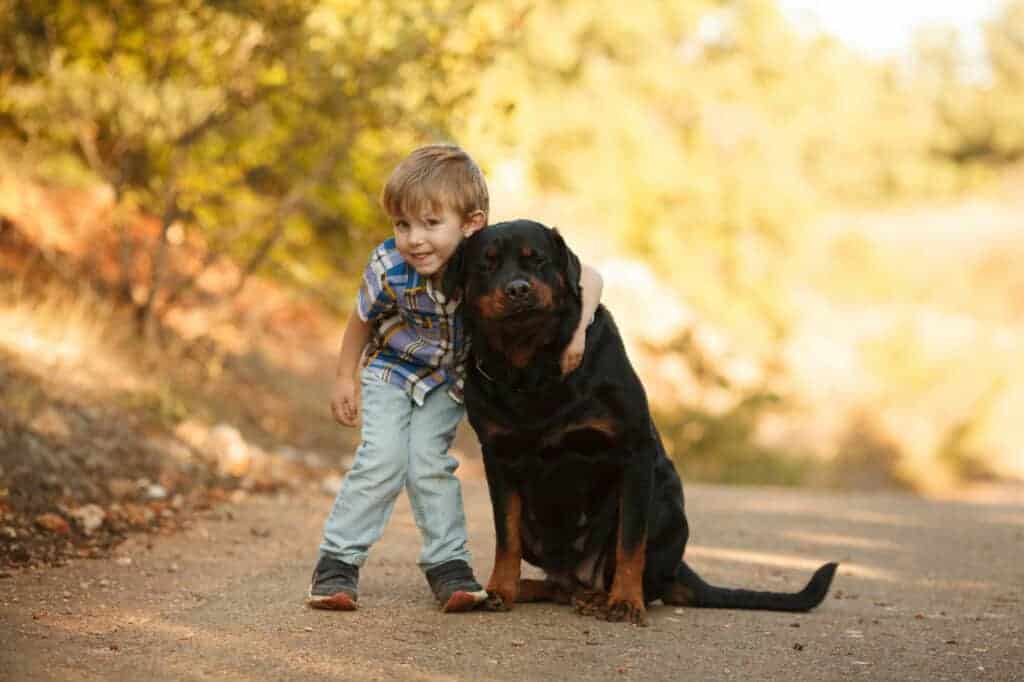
xmin=462 ymin=210 xmax=486 ymax=237
xmin=551 ymin=227 xmax=581 ymax=302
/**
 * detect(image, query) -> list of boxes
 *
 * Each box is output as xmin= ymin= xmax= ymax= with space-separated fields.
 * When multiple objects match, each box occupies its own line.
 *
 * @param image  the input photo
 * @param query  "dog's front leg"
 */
xmin=482 ymin=448 xmax=522 ymax=611
xmin=605 ymin=451 xmax=655 ymax=626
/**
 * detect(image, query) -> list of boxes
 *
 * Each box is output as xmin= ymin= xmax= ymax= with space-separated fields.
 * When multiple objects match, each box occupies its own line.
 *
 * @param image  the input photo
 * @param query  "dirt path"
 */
xmin=2 ymin=473 xmax=1022 ymax=681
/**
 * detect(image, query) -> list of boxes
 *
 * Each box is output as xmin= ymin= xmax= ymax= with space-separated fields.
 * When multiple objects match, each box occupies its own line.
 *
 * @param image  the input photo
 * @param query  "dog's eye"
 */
xmin=528 ymin=253 xmax=547 ymax=267
xmin=478 ymin=254 xmax=499 ymax=272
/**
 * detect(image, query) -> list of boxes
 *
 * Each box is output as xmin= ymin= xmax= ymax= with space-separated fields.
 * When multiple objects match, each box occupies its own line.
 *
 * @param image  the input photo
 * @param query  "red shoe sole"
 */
xmin=308 ymin=592 xmax=358 ymax=611
xmin=442 ymin=590 xmax=486 ymax=613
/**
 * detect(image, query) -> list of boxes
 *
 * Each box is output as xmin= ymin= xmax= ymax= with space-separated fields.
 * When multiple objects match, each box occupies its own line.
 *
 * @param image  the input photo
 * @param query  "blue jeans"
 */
xmin=319 ymin=367 xmax=470 ymax=571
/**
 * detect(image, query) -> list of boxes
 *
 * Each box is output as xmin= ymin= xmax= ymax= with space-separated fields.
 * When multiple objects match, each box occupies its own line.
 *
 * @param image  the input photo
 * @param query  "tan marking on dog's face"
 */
xmin=529 ymin=277 xmax=554 ymax=309
xmin=485 ymin=244 xmax=500 ymax=260
xmin=475 ymin=291 xmax=506 ymax=320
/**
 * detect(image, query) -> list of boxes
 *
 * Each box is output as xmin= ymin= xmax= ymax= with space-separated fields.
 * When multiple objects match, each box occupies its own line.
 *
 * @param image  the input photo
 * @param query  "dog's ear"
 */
xmin=441 ymin=238 xmax=467 ymax=300
xmin=551 ymin=227 xmax=582 ymax=302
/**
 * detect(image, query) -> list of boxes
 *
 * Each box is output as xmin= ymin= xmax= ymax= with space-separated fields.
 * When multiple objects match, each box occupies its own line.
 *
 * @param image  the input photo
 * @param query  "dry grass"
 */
xmin=0 ymin=278 xmax=137 ymax=399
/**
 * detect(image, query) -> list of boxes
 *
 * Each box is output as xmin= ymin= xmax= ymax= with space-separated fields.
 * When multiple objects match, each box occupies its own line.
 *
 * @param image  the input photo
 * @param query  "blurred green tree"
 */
xmin=0 ymin=0 xmax=516 ymax=333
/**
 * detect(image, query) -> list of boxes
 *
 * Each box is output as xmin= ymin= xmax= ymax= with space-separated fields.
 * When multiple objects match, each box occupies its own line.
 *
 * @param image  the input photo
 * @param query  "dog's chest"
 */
xmin=487 ymin=412 xmax=622 ymax=457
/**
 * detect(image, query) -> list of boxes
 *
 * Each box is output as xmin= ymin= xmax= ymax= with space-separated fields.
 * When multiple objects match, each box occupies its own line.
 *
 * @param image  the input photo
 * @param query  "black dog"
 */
xmin=444 ymin=219 xmax=837 ymax=625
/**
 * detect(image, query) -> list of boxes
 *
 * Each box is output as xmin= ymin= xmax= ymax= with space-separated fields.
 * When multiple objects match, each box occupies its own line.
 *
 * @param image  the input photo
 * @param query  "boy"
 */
xmin=307 ymin=143 xmax=604 ymax=612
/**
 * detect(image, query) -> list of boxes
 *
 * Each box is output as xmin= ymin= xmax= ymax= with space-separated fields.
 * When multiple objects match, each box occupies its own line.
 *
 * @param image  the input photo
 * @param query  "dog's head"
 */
xmin=444 ymin=219 xmax=581 ymax=321
xmin=444 ymin=219 xmax=582 ymax=368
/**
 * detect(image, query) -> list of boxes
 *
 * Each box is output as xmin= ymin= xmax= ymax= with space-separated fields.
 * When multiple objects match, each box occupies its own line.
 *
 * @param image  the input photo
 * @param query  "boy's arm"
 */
xmin=560 ymin=262 xmax=604 ymax=375
xmin=330 ymin=308 xmax=372 ymax=426
xmin=334 ymin=242 xmax=397 ymax=425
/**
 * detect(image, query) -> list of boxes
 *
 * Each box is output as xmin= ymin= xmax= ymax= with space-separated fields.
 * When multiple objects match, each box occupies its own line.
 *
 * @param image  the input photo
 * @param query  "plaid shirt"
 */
xmin=356 ymin=238 xmax=467 ymax=406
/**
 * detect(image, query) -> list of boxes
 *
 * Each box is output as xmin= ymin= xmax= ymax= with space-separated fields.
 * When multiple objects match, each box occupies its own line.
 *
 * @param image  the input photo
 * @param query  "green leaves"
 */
xmin=1 ymin=0 xmax=510 ymax=327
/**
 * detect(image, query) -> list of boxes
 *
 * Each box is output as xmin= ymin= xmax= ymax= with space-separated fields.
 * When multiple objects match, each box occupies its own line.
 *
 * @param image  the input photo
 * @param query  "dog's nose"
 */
xmin=504 ymin=279 xmax=532 ymax=300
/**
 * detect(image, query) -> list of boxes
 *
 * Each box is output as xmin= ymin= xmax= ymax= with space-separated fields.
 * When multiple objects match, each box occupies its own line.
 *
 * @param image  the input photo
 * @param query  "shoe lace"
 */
xmin=316 ymin=558 xmax=357 ymax=584
xmin=430 ymin=560 xmax=475 ymax=587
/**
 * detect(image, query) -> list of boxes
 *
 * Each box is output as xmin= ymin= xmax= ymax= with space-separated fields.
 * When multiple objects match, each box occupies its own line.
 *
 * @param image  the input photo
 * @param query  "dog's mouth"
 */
xmin=476 ymin=293 xmax=552 ymax=322
xmin=501 ymin=296 xmax=542 ymax=317
xmin=473 ymin=275 xmax=558 ymax=322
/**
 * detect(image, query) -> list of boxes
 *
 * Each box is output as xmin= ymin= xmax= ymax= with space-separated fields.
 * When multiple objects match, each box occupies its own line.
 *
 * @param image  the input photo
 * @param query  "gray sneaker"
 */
xmin=425 ymin=560 xmax=488 ymax=613
xmin=307 ymin=555 xmax=359 ymax=610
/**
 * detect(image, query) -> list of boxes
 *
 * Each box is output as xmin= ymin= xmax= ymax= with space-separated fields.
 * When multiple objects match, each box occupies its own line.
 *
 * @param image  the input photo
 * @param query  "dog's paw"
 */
xmin=571 ymin=588 xmax=608 ymax=617
xmin=602 ymin=598 xmax=649 ymax=627
xmin=482 ymin=590 xmax=513 ymax=612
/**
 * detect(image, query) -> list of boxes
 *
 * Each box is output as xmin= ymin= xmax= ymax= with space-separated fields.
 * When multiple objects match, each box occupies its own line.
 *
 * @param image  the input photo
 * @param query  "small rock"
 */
xmin=69 ymin=504 xmax=106 ymax=535
xmin=35 ymin=513 xmax=70 ymax=535
xmin=114 ymin=556 xmax=132 ymax=566
xmin=107 ymin=478 xmax=137 ymax=500
xmin=304 ymin=626 xmax=313 ymax=632
xmin=119 ymin=503 xmax=156 ymax=528
xmin=174 ymin=419 xmax=209 ymax=449
xmin=204 ymin=424 xmax=252 ymax=477
xmin=0 ymin=526 xmax=17 ymax=540
xmin=145 ymin=484 xmax=168 ymax=500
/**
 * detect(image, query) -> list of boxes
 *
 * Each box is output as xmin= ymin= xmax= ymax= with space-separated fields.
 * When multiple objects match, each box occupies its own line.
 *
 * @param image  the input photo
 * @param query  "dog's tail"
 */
xmin=665 ymin=560 xmax=838 ymax=612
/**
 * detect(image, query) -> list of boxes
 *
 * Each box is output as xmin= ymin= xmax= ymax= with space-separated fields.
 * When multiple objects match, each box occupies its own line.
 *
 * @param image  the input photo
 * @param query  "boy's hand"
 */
xmin=330 ymin=377 xmax=361 ymax=427
xmin=560 ymin=328 xmax=587 ymax=376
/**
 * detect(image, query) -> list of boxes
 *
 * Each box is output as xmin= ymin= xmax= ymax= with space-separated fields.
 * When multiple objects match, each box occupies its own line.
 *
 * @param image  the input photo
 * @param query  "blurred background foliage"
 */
xmin=2 ymin=0 xmax=1023 ymax=490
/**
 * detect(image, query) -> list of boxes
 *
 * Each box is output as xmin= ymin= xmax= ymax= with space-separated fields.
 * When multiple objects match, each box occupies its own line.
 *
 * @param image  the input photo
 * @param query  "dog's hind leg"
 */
xmin=516 ymin=579 xmax=571 ymax=604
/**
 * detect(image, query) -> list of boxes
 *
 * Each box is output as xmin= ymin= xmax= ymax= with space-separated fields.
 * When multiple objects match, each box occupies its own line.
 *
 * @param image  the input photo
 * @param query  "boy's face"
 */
xmin=392 ymin=205 xmax=485 ymax=282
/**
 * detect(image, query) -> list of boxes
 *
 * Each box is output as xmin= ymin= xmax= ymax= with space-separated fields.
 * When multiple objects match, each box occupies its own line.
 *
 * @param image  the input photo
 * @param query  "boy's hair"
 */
xmin=381 ymin=143 xmax=489 ymax=222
